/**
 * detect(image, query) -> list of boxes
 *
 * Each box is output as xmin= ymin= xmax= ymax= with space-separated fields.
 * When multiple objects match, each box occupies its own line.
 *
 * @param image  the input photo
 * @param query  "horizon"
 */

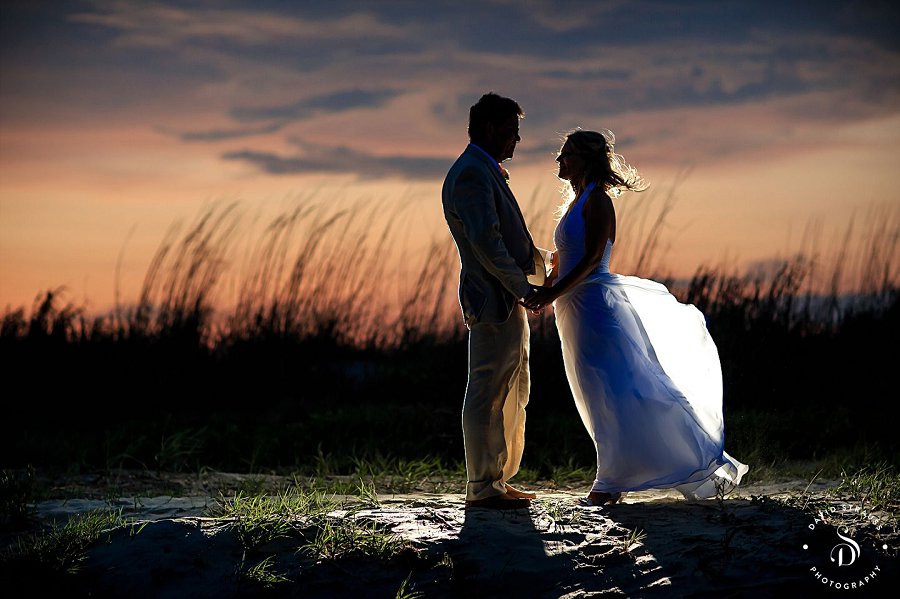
xmin=2 ymin=1 xmax=899 ymax=313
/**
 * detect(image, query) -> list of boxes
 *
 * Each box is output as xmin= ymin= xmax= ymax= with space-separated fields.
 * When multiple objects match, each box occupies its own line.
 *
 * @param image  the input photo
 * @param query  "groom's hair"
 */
xmin=468 ymin=93 xmax=523 ymax=140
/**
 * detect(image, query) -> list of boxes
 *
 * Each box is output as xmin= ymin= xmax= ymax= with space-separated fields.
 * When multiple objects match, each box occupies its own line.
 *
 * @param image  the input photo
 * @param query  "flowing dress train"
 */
xmin=553 ymin=183 xmax=748 ymax=499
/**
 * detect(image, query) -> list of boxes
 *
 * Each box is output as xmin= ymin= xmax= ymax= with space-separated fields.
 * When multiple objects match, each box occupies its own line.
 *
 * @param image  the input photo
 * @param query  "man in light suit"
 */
xmin=442 ymin=93 xmax=545 ymax=509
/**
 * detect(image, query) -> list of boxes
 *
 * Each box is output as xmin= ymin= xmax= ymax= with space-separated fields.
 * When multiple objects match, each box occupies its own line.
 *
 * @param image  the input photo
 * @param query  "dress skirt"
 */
xmin=554 ymin=272 xmax=748 ymax=499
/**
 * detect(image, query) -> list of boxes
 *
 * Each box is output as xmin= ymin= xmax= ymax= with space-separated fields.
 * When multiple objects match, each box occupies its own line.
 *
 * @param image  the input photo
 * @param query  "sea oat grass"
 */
xmin=394 ymin=571 xmax=424 ymax=599
xmin=536 ymin=498 xmax=583 ymax=531
xmin=235 ymin=553 xmax=291 ymax=588
xmin=211 ymin=483 xmax=416 ymax=567
xmin=3 ymin=194 xmax=897 ymax=476
xmin=302 ymin=516 xmax=414 ymax=563
xmin=214 ymin=491 xmax=300 ymax=551
xmin=0 ymin=508 xmax=135 ymax=585
xmin=0 ymin=467 xmax=37 ymax=528
xmin=762 ymin=465 xmax=900 ymax=560
xmin=622 ymin=527 xmax=648 ymax=554
xmin=832 ymin=464 xmax=900 ymax=517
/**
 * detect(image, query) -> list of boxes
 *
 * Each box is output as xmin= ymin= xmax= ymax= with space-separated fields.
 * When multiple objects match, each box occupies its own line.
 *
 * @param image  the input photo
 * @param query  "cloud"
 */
xmin=222 ymin=142 xmax=450 ymax=180
xmin=230 ymin=88 xmax=402 ymax=123
xmin=69 ymin=3 xmax=405 ymax=48
xmin=540 ymin=68 xmax=631 ymax=81
xmin=515 ymin=140 xmax=566 ymax=161
xmin=492 ymin=0 xmax=631 ymax=34
xmin=159 ymin=122 xmax=285 ymax=142
xmin=8 ymin=0 xmax=897 ymax=179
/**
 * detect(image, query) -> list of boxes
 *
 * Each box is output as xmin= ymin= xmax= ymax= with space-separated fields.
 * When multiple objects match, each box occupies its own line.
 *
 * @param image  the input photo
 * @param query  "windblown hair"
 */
xmin=468 ymin=92 xmax=524 ymax=140
xmin=557 ymin=129 xmax=647 ymax=217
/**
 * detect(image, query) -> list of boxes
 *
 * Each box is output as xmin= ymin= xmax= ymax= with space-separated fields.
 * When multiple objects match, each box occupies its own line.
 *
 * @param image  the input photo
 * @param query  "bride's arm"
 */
xmin=522 ymin=192 xmax=612 ymax=308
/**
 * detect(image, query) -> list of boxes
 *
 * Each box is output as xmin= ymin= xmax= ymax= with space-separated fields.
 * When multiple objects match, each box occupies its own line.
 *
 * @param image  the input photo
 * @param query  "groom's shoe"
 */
xmin=465 ymin=493 xmax=530 ymax=510
xmin=504 ymin=484 xmax=537 ymax=500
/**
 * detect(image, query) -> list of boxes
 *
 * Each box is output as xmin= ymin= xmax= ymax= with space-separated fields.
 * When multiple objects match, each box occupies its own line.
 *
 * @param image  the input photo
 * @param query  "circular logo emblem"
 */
xmin=803 ymin=515 xmax=885 ymax=592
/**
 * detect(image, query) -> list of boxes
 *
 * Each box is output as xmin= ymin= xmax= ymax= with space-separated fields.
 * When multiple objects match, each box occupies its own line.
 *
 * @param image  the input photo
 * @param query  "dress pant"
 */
xmin=462 ymin=305 xmax=530 ymax=501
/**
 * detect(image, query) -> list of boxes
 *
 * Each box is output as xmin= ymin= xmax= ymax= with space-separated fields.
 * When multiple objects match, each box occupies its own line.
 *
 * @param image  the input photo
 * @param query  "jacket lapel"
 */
xmin=490 ymin=163 xmax=535 ymax=246
xmin=463 ymin=146 xmax=544 ymax=280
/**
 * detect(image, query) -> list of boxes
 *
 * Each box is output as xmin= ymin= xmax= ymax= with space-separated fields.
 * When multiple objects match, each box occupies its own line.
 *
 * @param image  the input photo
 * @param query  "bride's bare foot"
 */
xmin=579 ymin=491 xmax=623 ymax=506
xmin=505 ymin=484 xmax=537 ymax=499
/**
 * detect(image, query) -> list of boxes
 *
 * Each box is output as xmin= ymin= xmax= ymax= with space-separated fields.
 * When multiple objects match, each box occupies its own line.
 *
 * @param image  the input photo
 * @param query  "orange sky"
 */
xmin=1 ymin=2 xmax=898 ymax=314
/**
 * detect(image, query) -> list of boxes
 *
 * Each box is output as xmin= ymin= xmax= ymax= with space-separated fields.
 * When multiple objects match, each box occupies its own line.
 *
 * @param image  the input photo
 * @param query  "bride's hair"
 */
xmin=557 ymin=129 xmax=647 ymax=218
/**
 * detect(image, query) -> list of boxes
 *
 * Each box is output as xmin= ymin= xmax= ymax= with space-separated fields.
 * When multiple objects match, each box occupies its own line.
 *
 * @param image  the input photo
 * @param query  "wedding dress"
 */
xmin=553 ymin=183 xmax=748 ymax=499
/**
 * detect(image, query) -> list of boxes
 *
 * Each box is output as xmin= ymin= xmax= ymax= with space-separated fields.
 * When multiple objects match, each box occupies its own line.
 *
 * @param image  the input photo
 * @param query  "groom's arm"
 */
xmin=450 ymin=167 xmax=533 ymax=299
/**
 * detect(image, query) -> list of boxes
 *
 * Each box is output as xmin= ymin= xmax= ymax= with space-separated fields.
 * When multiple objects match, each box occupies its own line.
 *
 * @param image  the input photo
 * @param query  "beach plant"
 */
xmin=390 ymin=458 xmax=430 ymax=492
xmin=302 ymin=516 xmax=412 ymax=562
xmin=355 ymin=478 xmax=381 ymax=508
xmin=214 ymin=484 xmax=415 ymax=565
xmin=103 ymin=429 xmax=150 ymax=471
xmin=226 ymin=496 xmax=294 ymax=551
xmin=0 ymin=466 xmax=36 ymax=529
xmin=818 ymin=463 xmax=900 ymax=542
xmin=622 ymin=527 xmax=647 ymax=553
xmin=348 ymin=455 xmax=463 ymax=494
xmin=781 ymin=464 xmax=900 ymax=522
xmin=234 ymin=476 xmax=270 ymax=496
xmin=546 ymin=457 xmax=596 ymax=489
xmin=311 ymin=445 xmax=341 ymax=479
xmin=832 ymin=463 xmax=900 ymax=515
xmin=767 ymin=464 xmax=899 ymax=560
xmin=395 ymin=572 xmax=424 ymax=599
xmin=303 ymin=476 xmax=359 ymax=496
xmin=235 ymin=553 xmax=290 ymax=589
xmin=713 ymin=478 xmax=733 ymax=522
xmin=154 ymin=427 xmax=207 ymax=473
xmin=214 ymin=487 xmax=336 ymax=551
xmin=3 ymin=188 xmax=897 ymax=478
xmin=0 ymin=509 xmax=134 ymax=581
xmin=538 ymin=498 xmax=583 ymax=531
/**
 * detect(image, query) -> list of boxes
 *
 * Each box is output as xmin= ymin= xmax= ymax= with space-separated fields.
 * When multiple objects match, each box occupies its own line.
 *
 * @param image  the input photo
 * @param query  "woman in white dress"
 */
xmin=523 ymin=130 xmax=748 ymax=505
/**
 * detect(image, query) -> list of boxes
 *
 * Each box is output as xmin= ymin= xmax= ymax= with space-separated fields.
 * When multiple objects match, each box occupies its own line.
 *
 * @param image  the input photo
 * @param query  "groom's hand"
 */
xmin=521 ymin=285 xmax=553 ymax=312
xmin=520 ymin=287 xmax=540 ymax=313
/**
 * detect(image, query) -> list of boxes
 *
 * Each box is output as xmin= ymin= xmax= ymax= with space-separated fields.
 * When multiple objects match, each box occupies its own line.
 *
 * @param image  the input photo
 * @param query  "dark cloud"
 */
xmin=162 ymin=122 xmax=286 ymax=142
xmin=5 ymin=0 xmax=898 ymax=178
xmin=541 ymin=68 xmax=632 ymax=81
xmin=515 ymin=141 xmax=566 ymax=161
xmin=230 ymin=88 xmax=402 ymax=123
xmin=222 ymin=143 xmax=450 ymax=180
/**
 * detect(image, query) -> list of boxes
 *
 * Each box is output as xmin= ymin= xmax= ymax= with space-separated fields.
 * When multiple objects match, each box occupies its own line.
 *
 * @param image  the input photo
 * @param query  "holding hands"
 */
xmin=522 ymin=249 xmax=559 ymax=312
xmin=522 ymin=285 xmax=558 ymax=312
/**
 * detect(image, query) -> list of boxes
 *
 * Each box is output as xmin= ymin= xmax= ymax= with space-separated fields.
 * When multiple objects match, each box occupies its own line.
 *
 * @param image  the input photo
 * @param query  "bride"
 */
xmin=523 ymin=129 xmax=748 ymax=505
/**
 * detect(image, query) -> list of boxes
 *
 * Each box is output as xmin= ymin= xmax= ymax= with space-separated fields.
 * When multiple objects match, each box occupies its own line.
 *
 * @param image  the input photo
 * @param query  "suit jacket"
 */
xmin=442 ymin=144 xmax=545 ymax=327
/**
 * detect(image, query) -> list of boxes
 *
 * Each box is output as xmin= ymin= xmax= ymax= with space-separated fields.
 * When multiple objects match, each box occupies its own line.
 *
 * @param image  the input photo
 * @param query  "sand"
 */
xmin=8 ymin=474 xmax=899 ymax=597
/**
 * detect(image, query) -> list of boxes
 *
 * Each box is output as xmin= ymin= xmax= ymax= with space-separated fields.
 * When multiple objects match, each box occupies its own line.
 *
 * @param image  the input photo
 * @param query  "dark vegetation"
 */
xmin=2 ymin=194 xmax=898 ymax=480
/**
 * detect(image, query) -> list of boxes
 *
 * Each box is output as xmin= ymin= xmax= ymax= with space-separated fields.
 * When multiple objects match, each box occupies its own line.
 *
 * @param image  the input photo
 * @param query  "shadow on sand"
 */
xmin=601 ymin=497 xmax=897 ymax=597
xmin=426 ymin=506 xmax=575 ymax=598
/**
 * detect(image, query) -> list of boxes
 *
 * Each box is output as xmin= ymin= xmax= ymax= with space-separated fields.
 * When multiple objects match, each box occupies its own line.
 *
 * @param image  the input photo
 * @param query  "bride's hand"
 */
xmin=522 ymin=286 xmax=557 ymax=312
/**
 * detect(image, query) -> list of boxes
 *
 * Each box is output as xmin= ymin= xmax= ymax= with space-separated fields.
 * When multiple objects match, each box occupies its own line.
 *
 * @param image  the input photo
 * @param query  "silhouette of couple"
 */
xmin=442 ymin=93 xmax=748 ymax=509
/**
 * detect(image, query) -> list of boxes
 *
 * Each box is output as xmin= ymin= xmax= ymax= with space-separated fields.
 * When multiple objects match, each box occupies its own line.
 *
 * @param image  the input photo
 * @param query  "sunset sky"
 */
xmin=1 ymin=1 xmax=898 ymax=313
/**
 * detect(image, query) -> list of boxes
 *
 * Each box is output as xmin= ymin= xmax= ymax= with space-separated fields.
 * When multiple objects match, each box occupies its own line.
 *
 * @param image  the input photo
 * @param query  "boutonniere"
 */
xmin=499 ymin=166 xmax=510 ymax=183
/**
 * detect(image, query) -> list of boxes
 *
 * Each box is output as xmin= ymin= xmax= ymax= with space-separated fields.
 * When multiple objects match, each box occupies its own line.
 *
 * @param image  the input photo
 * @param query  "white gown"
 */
xmin=553 ymin=183 xmax=748 ymax=499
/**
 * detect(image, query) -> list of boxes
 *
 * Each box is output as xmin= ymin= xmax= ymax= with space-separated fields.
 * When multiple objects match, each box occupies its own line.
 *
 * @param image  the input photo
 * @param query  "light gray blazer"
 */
xmin=442 ymin=145 xmax=545 ymax=327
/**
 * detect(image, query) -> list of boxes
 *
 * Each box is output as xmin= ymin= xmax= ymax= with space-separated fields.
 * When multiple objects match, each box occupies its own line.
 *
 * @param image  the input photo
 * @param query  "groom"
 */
xmin=442 ymin=92 xmax=545 ymax=509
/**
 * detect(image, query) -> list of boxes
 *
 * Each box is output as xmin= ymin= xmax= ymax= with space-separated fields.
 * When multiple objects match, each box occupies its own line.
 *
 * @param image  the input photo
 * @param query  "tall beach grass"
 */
xmin=1 ymin=187 xmax=897 ymax=477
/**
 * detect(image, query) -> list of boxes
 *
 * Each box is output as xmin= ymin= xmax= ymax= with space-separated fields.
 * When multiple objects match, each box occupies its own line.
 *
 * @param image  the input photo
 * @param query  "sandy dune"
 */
xmin=17 ymin=475 xmax=897 ymax=597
